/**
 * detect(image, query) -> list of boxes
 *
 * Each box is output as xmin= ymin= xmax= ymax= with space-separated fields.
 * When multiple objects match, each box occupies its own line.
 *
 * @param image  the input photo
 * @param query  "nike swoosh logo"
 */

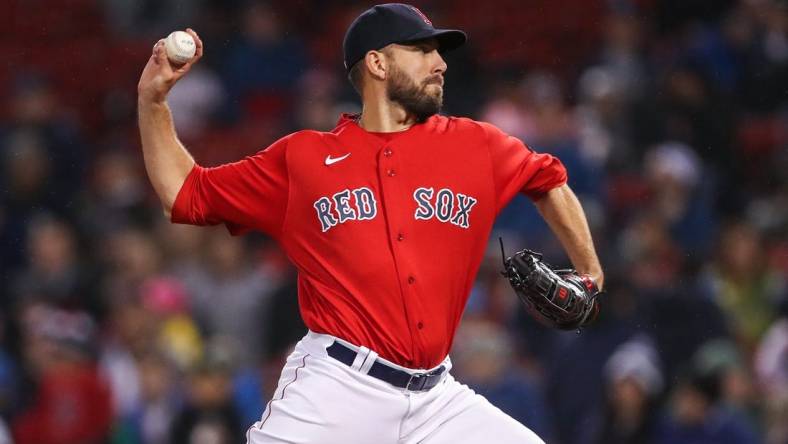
xmin=325 ymin=153 xmax=351 ymax=165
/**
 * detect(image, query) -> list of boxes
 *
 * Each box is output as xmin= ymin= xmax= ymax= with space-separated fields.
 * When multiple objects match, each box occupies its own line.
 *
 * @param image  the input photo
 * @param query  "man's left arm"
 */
xmin=535 ymin=184 xmax=604 ymax=290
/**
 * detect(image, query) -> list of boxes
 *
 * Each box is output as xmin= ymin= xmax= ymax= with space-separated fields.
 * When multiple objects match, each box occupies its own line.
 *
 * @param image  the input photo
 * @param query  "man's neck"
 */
xmin=357 ymin=99 xmax=418 ymax=133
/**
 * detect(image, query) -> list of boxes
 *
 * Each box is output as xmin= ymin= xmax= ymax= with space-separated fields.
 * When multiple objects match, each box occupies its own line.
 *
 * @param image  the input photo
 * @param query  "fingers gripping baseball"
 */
xmin=138 ymin=28 xmax=204 ymax=104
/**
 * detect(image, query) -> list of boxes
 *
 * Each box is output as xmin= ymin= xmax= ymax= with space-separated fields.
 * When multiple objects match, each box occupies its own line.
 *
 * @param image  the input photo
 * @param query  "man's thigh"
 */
xmin=406 ymin=377 xmax=545 ymax=444
xmin=246 ymin=348 xmax=408 ymax=444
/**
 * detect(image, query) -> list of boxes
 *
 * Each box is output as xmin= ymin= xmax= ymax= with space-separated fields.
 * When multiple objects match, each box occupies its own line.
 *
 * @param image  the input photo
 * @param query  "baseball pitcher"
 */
xmin=137 ymin=4 xmax=604 ymax=443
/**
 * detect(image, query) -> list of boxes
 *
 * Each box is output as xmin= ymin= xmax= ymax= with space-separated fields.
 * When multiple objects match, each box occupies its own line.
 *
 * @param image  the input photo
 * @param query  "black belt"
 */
xmin=326 ymin=341 xmax=446 ymax=392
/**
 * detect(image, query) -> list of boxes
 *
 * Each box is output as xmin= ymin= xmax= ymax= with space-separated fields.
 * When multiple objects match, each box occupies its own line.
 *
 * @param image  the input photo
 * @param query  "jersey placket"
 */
xmin=375 ymin=140 xmax=427 ymax=364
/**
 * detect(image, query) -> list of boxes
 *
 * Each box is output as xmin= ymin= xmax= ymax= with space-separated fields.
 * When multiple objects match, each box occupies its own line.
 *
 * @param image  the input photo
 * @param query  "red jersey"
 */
xmin=172 ymin=114 xmax=567 ymax=368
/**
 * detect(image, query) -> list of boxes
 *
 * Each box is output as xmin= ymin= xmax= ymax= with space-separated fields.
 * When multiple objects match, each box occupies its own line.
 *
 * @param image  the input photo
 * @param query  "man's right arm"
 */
xmin=138 ymin=101 xmax=194 ymax=217
xmin=137 ymin=29 xmax=203 ymax=217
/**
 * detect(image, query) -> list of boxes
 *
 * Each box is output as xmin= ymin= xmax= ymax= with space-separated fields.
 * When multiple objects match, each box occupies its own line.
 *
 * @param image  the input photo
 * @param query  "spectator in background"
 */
xmin=678 ymin=8 xmax=744 ymax=95
xmin=1 ymin=73 xmax=87 ymax=194
xmin=594 ymin=6 xmax=650 ymax=105
xmin=642 ymin=141 xmax=716 ymax=256
xmin=113 ymin=350 xmax=180 ymax=444
xmin=485 ymin=72 xmax=601 ymax=253
xmin=167 ymin=65 xmax=225 ymax=140
xmin=288 ymin=68 xmax=355 ymax=133
xmin=140 ymin=276 xmax=204 ymax=372
xmin=0 ymin=74 xmax=88 ymax=270
xmin=0 ymin=420 xmax=10 ymax=444
xmin=510 ymin=72 xmax=577 ymax=156
xmin=574 ymin=66 xmax=633 ymax=174
xmin=158 ymin=224 xmax=271 ymax=424
xmin=739 ymin=0 xmax=788 ymax=114
xmin=11 ymin=305 xmax=113 ymax=444
xmin=261 ymin=276 xmax=304 ymax=363
xmin=683 ymin=0 xmax=787 ymax=114
xmin=261 ymin=268 xmax=305 ymax=398
xmin=156 ymin=220 xmax=207 ymax=280
xmin=655 ymin=350 xmax=761 ymax=444
xmin=452 ymin=319 xmax=553 ymax=441
xmin=79 ymin=149 xmax=154 ymax=237
xmin=755 ymin=302 xmax=788 ymax=444
xmin=617 ymin=209 xmax=729 ymax=382
xmin=170 ymin=341 xmax=244 ymax=444
xmin=0 ymin=131 xmax=63 ymax=273
xmin=98 ymin=284 xmax=200 ymax=443
xmin=11 ymin=216 xmax=98 ymax=314
xmin=99 ymin=227 xmax=165 ymax=307
xmin=0 ymin=368 xmax=15 ymax=424
xmin=633 ymin=61 xmax=737 ymax=177
xmin=99 ymin=298 xmax=147 ymax=432
xmin=180 ymin=229 xmax=276 ymax=368
xmin=693 ymin=340 xmax=760 ymax=423
xmin=464 ymin=243 xmax=525 ymax=326
xmin=102 ymin=0 xmax=202 ymax=39
xmin=585 ymin=336 xmax=663 ymax=444
xmin=543 ymin=308 xmax=635 ymax=444
xmin=0 ymin=315 xmax=18 ymax=418
xmin=221 ymin=0 xmax=308 ymax=124
xmin=102 ymin=292 xmax=158 ymax=362
xmin=479 ymin=75 xmax=536 ymax=144
xmin=746 ymin=176 xmax=788 ymax=238
xmin=702 ymin=221 xmax=783 ymax=353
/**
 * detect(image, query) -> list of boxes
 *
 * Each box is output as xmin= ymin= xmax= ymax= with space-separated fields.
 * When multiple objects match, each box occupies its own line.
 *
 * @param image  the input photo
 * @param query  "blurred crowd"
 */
xmin=0 ymin=0 xmax=786 ymax=443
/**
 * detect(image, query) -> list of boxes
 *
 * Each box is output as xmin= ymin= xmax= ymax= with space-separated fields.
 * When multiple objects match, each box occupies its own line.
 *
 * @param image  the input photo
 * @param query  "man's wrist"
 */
xmin=138 ymin=96 xmax=167 ymax=108
xmin=589 ymin=272 xmax=604 ymax=291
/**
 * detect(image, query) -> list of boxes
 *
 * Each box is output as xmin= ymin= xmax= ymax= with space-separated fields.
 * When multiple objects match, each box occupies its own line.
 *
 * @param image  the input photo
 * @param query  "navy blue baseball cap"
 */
xmin=343 ymin=3 xmax=467 ymax=71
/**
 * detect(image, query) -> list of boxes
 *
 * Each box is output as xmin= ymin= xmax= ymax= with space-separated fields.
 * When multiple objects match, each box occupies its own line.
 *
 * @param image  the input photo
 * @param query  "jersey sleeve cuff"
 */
xmin=523 ymin=160 xmax=568 ymax=201
xmin=170 ymin=164 xmax=202 ymax=225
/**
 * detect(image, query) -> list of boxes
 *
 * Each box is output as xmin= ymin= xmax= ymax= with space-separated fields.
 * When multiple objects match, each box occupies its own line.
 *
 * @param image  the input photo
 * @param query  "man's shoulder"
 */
xmin=289 ymin=128 xmax=328 ymax=141
xmin=258 ymin=128 xmax=350 ymax=161
xmin=277 ymin=128 xmax=338 ymax=147
xmin=429 ymin=114 xmax=489 ymax=135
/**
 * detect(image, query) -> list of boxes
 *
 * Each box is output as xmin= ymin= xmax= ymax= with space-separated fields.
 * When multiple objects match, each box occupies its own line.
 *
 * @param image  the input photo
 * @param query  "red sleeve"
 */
xmin=170 ymin=135 xmax=290 ymax=238
xmin=480 ymin=122 xmax=567 ymax=210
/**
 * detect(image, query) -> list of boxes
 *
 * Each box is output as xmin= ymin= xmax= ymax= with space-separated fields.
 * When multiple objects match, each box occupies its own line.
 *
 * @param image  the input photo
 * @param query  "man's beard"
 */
xmin=386 ymin=63 xmax=443 ymax=123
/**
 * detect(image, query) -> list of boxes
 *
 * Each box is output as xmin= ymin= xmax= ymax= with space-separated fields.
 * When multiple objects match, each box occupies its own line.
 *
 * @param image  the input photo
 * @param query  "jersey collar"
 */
xmin=334 ymin=113 xmax=438 ymax=135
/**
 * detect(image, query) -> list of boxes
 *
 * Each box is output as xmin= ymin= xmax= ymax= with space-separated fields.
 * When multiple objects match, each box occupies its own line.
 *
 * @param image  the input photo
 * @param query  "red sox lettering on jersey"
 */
xmin=171 ymin=114 xmax=566 ymax=369
xmin=313 ymin=186 xmax=477 ymax=232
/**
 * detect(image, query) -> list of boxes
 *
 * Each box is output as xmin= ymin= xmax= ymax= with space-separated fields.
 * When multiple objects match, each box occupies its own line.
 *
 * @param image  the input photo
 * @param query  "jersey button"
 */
xmin=408 ymin=276 xmax=416 ymax=284
xmin=383 ymin=148 xmax=393 ymax=157
xmin=387 ymin=169 xmax=396 ymax=177
xmin=417 ymin=322 xmax=424 ymax=329
xmin=397 ymin=233 xmax=404 ymax=241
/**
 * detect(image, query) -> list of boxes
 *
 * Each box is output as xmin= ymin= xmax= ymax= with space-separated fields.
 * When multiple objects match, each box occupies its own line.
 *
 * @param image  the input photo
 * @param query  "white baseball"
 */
xmin=164 ymin=31 xmax=196 ymax=65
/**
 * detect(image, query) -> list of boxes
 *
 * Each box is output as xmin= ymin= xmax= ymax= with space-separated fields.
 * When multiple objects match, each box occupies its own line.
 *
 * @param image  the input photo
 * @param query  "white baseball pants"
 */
xmin=246 ymin=331 xmax=544 ymax=444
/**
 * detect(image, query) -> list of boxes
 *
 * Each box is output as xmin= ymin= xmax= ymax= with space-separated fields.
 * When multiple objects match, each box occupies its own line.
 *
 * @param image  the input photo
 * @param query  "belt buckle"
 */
xmin=406 ymin=372 xmax=428 ymax=391
xmin=405 ymin=365 xmax=444 ymax=392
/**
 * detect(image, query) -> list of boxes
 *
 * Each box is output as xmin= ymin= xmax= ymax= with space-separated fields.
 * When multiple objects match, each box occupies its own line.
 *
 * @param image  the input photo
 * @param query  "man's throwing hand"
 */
xmin=137 ymin=28 xmax=204 ymax=104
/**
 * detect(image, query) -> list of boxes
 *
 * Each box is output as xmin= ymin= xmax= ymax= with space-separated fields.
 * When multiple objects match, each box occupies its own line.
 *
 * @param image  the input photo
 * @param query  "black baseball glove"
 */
xmin=500 ymin=241 xmax=601 ymax=331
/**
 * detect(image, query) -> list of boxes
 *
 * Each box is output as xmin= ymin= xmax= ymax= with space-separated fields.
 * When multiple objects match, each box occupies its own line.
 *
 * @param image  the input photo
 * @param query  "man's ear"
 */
xmin=365 ymin=50 xmax=388 ymax=81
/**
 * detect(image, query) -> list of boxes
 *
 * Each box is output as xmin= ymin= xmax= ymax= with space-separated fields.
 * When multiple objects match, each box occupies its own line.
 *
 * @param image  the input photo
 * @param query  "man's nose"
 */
xmin=431 ymin=51 xmax=447 ymax=75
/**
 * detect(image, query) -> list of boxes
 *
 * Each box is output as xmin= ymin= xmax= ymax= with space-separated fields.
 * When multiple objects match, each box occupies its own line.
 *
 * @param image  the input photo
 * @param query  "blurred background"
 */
xmin=0 ymin=0 xmax=786 ymax=443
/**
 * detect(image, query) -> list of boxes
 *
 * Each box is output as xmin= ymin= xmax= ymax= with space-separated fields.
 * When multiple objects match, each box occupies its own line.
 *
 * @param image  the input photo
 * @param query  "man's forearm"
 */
xmin=535 ymin=184 xmax=604 ymax=289
xmin=138 ymin=100 xmax=195 ymax=216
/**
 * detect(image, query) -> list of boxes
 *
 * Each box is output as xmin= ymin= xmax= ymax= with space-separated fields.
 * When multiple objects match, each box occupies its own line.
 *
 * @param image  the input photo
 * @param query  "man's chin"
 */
xmin=422 ymin=89 xmax=443 ymax=108
xmin=426 ymin=84 xmax=443 ymax=97
xmin=409 ymin=102 xmax=442 ymax=122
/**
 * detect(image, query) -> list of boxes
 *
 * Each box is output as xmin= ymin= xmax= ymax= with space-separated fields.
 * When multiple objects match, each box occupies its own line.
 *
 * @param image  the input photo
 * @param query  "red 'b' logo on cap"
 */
xmin=408 ymin=6 xmax=432 ymax=26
